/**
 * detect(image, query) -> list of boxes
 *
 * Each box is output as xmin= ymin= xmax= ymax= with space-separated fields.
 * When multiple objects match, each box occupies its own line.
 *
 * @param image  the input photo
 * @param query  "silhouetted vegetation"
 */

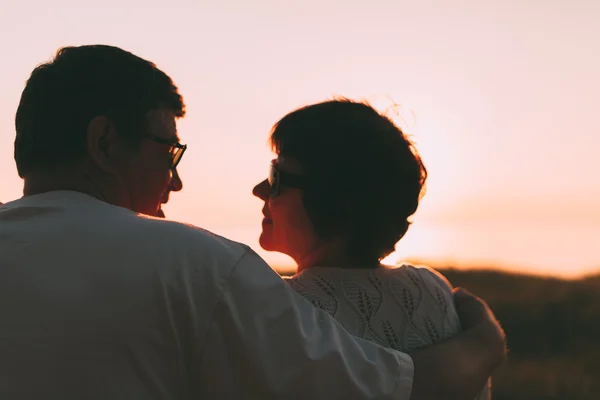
xmin=439 ymin=268 xmax=600 ymax=400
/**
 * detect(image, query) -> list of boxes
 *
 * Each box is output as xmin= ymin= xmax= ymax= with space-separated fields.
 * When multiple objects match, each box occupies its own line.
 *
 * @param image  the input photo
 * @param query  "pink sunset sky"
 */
xmin=1 ymin=0 xmax=599 ymax=277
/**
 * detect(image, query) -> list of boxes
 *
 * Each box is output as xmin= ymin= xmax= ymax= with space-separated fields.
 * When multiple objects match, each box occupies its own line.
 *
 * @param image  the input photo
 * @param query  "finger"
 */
xmin=453 ymin=288 xmax=487 ymax=315
xmin=453 ymin=287 xmax=478 ymax=302
xmin=453 ymin=287 xmax=472 ymax=296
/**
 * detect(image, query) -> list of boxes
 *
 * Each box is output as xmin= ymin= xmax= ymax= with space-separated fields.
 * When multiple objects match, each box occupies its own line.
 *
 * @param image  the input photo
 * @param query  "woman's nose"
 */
xmin=252 ymin=179 xmax=270 ymax=200
xmin=170 ymin=168 xmax=183 ymax=192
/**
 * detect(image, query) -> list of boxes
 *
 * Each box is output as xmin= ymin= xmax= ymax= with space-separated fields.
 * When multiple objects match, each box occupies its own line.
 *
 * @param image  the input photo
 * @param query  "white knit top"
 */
xmin=286 ymin=265 xmax=491 ymax=399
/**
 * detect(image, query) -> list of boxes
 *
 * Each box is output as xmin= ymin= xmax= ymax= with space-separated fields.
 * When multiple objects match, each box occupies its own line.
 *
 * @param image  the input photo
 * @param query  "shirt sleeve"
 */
xmin=194 ymin=250 xmax=414 ymax=399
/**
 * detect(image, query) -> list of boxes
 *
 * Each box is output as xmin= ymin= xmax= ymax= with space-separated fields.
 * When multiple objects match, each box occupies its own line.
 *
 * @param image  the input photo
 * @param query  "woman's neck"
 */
xmin=295 ymin=243 xmax=379 ymax=274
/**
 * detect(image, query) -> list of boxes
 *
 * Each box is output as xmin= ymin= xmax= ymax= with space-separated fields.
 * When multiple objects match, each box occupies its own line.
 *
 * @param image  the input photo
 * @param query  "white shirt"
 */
xmin=287 ymin=266 xmax=491 ymax=400
xmin=0 ymin=191 xmax=413 ymax=399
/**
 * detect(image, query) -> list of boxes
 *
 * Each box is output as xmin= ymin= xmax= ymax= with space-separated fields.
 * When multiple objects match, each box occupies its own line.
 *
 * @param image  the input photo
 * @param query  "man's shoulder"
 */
xmin=122 ymin=213 xmax=252 ymax=261
xmin=5 ymin=191 xmax=254 ymax=266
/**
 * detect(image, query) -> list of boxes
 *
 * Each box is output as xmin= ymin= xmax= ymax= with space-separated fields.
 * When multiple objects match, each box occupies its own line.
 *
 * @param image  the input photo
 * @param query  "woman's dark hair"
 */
xmin=270 ymin=98 xmax=427 ymax=265
xmin=14 ymin=45 xmax=185 ymax=177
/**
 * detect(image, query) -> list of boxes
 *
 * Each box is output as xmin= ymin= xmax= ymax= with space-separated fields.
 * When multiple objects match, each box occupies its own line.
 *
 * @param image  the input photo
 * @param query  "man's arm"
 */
xmin=194 ymin=250 xmax=413 ymax=398
xmin=410 ymin=288 xmax=506 ymax=399
xmin=194 ymin=251 xmax=505 ymax=399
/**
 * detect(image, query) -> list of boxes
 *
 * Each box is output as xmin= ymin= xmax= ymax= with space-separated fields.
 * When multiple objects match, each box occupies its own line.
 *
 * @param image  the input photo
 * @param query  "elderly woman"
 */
xmin=253 ymin=98 xmax=491 ymax=399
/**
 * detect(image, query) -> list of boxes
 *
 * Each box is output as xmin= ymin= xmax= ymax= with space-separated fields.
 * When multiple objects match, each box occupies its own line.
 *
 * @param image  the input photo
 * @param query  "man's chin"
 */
xmin=155 ymin=207 xmax=166 ymax=218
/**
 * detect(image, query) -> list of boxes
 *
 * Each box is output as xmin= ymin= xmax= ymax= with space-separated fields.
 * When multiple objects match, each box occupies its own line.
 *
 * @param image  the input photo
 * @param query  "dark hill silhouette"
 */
xmin=440 ymin=268 xmax=600 ymax=400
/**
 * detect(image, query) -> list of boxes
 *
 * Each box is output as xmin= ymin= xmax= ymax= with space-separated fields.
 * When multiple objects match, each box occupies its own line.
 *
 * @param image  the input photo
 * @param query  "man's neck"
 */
xmin=23 ymin=172 xmax=104 ymax=202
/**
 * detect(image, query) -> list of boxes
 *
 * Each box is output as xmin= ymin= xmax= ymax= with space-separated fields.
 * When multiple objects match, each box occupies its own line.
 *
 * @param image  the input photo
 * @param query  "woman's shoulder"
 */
xmin=390 ymin=264 xmax=454 ymax=292
xmin=386 ymin=264 xmax=455 ymax=309
xmin=286 ymin=264 xmax=461 ymax=349
xmin=286 ymin=264 xmax=454 ymax=297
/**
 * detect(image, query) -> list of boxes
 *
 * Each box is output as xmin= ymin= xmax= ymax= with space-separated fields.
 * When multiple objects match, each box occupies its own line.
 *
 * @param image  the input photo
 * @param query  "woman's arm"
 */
xmin=409 ymin=288 xmax=506 ymax=400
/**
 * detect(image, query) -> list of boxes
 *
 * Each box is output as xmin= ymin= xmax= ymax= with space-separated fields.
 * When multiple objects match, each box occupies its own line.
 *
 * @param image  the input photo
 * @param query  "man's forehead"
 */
xmin=147 ymin=109 xmax=179 ymax=140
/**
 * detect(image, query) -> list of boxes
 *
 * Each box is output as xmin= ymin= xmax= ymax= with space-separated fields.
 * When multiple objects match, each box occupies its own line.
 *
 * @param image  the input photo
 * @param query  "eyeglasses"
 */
xmin=149 ymin=135 xmax=187 ymax=169
xmin=268 ymin=160 xmax=304 ymax=196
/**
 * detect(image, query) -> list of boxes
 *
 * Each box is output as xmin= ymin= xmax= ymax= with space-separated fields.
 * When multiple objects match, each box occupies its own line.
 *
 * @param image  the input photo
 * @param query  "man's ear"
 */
xmin=86 ymin=116 xmax=119 ymax=173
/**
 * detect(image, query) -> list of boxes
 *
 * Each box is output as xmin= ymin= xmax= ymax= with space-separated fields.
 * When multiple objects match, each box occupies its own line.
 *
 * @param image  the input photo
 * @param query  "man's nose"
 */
xmin=170 ymin=168 xmax=183 ymax=192
xmin=252 ymin=179 xmax=270 ymax=200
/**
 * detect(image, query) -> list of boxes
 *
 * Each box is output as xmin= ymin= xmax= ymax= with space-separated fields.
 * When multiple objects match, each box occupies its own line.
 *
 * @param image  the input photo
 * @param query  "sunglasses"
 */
xmin=268 ymin=160 xmax=305 ymax=197
xmin=149 ymin=135 xmax=187 ymax=169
